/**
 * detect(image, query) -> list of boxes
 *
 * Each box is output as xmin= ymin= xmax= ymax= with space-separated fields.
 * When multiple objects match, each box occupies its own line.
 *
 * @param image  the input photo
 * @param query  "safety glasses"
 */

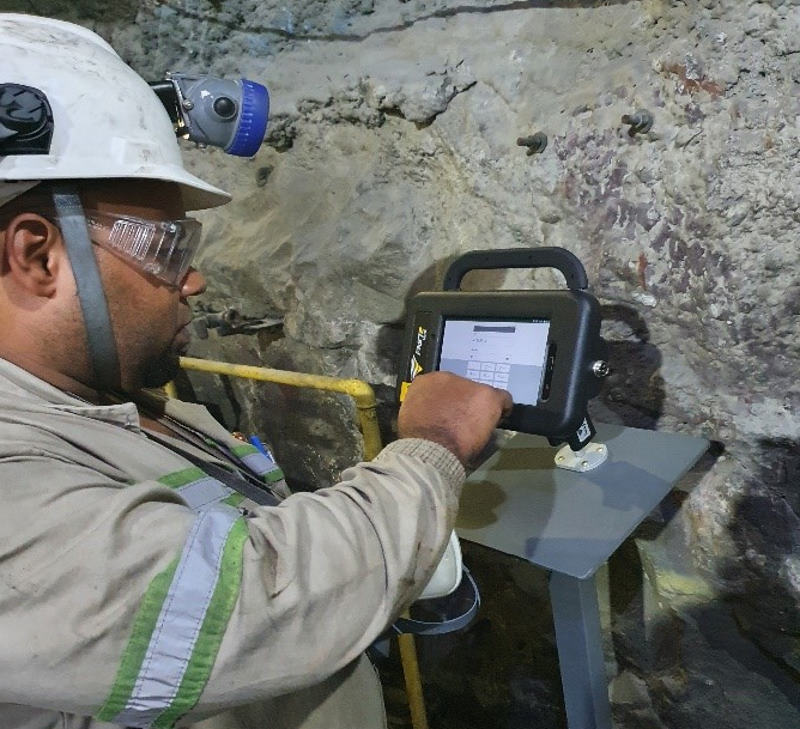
xmin=83 ymin=210 xmax=203 ymax=286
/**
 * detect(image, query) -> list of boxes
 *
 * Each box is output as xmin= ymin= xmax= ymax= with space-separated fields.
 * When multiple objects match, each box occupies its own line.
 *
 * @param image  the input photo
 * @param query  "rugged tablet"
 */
xmin=398 ymin=248 xmax=608 ymax=451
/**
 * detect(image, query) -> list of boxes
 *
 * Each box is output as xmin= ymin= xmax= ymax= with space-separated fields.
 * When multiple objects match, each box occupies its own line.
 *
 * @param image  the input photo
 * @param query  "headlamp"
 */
xmin=150 ymin=73 xmax=269 ymax=158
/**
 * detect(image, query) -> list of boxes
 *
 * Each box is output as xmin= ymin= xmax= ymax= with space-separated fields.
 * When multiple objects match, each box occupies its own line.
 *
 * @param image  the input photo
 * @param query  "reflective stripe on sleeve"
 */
xmin=158 ymin=466 xmax=235 ymax=512
xmin=176 ymin=477 xmax=234 ymax=511
xmin=97 ymin=504 xmax=249 ymax=728
xmin=232 ymin=443 xmax=285 ymax=484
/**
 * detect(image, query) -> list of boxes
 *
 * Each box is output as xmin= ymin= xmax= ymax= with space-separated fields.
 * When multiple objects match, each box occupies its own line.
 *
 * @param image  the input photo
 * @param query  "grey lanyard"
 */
xmin=143 ymin=421 xmax=280 ymax=507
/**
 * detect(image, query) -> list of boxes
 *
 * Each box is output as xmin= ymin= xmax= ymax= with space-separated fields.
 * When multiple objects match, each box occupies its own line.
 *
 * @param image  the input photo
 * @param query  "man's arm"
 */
xmin=0 ymin=440 xmax=461 ymax=725
xmin=0 ymin=372 xmax=510 ymax=726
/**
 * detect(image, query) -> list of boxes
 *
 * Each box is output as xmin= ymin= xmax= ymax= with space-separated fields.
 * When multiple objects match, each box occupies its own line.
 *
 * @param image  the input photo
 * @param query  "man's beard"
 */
xmin=141 ymin=348 xmax=181 ymax=389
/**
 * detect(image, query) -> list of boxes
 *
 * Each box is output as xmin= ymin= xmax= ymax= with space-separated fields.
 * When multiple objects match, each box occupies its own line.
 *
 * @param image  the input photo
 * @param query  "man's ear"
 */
xmin=2 ymin=213 xmax=64 ymax=297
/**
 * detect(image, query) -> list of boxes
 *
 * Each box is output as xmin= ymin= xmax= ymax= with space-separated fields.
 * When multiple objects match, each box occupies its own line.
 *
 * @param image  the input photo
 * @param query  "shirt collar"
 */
xmin=0 ymin=356 xmax=141 ymax=429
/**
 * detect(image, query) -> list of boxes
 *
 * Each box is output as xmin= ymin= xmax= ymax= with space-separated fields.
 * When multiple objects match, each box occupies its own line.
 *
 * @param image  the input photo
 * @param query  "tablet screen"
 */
xmin=438 ymin=318 xmax=551 ymax=405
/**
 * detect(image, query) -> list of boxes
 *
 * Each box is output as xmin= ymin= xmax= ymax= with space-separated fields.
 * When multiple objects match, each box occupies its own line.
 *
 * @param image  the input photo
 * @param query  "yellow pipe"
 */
xmin=174 ymin=356 xmax=427 ymax=728
xmin=398 ymin=626 xmax=430 ymax=729
xmin=179 ymin=356 xmax=383 ymax=460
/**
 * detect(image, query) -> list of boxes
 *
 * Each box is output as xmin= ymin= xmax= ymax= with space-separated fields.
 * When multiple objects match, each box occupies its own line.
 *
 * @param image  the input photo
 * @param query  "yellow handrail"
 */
xmin=177 ymin=356 xmax=383 ymax=460
xmin=172 ymin=355 xmax=428 ymax=729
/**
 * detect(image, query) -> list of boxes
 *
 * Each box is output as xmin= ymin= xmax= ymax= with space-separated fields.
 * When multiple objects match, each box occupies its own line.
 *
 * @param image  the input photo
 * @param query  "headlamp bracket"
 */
xmin=0 ymin=84 xmax=54 ymax=156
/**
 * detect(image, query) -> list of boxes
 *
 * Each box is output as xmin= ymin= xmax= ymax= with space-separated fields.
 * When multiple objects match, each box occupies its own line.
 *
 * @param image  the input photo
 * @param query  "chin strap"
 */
xmin=51 ymin=185 xmax=121 ymax=391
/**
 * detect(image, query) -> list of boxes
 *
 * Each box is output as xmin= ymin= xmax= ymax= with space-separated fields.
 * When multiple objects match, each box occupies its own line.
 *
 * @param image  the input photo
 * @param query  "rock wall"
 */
xmin=10 ymin=0 xmax=799 ymax=726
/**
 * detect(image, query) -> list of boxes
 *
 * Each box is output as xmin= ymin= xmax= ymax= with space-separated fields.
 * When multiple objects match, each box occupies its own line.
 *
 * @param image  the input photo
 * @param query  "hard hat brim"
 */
xmin=0 ymin=170 xmax=231 ymax=212
xmin=169 ymin=169 xmax=232 ymax=211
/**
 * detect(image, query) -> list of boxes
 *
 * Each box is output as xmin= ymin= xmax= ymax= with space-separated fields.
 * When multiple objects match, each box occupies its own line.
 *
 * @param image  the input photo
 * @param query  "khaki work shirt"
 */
xmin=0 ymin=358 xmax=465 ymax=729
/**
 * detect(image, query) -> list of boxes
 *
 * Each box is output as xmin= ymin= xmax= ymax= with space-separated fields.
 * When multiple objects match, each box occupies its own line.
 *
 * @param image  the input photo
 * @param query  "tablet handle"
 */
xmin=442 ymin=247 xmax=588 ymax=292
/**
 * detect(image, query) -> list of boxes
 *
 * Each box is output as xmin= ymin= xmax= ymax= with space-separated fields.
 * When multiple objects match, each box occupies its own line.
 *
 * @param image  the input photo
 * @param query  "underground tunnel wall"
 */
xmin=4 ymin=1 xmax=798 ymax=726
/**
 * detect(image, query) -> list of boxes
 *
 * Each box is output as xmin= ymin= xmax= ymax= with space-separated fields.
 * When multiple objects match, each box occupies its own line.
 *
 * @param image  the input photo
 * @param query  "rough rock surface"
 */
xmin=15 ymin=0 xmax=800 ymax=726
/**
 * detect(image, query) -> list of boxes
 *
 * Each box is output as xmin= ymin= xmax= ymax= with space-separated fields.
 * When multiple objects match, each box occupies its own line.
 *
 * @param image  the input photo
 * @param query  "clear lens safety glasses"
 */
xmin=84 ymin=210 xmax=203 ymax=286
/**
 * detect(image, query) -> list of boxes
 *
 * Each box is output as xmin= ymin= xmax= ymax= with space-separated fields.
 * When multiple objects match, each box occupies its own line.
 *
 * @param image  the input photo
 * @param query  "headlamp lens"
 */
xmin=84 ymin=211 xmax=203 ymax=286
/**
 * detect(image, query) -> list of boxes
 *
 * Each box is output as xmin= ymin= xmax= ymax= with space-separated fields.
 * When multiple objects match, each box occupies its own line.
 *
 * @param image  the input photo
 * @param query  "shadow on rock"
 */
xmin=607 ymin=440 xmax=799 ymax=728
xmin=595 ymin=303 xmax=665 ymax=430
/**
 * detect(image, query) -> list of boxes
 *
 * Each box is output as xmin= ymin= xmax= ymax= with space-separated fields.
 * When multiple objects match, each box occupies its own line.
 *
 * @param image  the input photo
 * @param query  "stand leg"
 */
xmin=548 ymin=572 xmax=612 ymax=729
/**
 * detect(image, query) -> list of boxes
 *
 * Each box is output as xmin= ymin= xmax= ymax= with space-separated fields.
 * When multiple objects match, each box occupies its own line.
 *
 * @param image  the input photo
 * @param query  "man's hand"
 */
xmin=398 ymin=371 xmax=513 ymax=465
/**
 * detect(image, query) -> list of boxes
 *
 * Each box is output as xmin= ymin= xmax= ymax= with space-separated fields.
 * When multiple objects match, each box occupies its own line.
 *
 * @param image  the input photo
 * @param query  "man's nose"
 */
xmin=180 ymin=267 xmax=207 ymax=297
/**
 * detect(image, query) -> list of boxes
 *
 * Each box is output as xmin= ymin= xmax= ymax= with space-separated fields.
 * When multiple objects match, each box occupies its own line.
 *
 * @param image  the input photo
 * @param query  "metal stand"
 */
xmin=456 ymin=423 xmax=708 ymax=729
xmin=549 ymin=572 xmax=612 ymax=729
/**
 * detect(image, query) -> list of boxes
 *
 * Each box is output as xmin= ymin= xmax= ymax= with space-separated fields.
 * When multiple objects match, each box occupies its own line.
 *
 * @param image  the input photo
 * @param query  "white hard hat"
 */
xmin=0 ymin=13 xmax=230 ymax=210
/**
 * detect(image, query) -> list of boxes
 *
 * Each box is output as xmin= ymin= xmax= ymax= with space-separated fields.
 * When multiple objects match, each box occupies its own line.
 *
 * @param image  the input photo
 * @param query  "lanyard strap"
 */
xmin=143 ymin=424 xmax=281 ymax=507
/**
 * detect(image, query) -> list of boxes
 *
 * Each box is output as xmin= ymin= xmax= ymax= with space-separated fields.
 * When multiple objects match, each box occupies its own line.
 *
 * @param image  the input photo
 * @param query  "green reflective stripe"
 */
xmin=263 ymin=467 xmax=286 ymax=484
xmin=96 ymin=557 xmax=180 ymax=722
xmin=233 ymin=443 xmax=284 ymax=484
xmin=106 ymin=508 xmax=246 ymax=727
xmin=158 ymin=467 xmax=235 ymax=512
xmin=231 ymin=443 xmax=258 ymax=458
xmin=223 ymin=492 xmax=245 ymax=507
xmin=158 ymin=466 xmax=206 ymax=489
xmin=151 ymin=518 xmax=249 ymax=729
